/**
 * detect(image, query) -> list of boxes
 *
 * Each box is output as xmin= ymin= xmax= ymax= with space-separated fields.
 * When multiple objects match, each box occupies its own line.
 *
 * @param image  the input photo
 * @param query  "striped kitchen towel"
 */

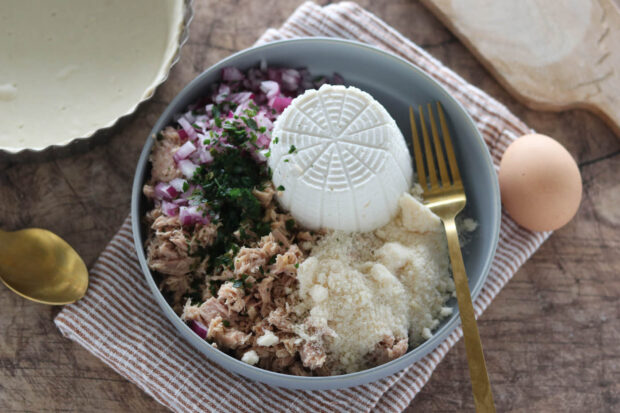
xmin=55 ymin=2 xmax=551 ymax=412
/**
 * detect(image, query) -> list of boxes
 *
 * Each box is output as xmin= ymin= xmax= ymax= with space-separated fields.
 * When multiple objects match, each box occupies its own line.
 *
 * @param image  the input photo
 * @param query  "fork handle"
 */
xmin=444 ymin=218 xmax=496 ymax=413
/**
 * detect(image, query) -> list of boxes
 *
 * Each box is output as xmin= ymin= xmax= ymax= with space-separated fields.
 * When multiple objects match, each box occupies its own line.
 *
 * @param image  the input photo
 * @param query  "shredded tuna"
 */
xmin=207 ymin=317 xmax=251 ymax=349
xmin=218 ymin=282 xmax=246 ymax=313
xmin=257 ymin=277 xmax=275 ymax=317
xmin=181 ymin=299 xmax=201 ymax=321
xmin=267 ymin=307 xmax=295 ymax=332
xmin=198 ymin=298 xmax=229 ymax=325
xmin=367 ymin=335 xmax=409 ymax=366
xmin=147 ymin=239 xmax=195 ymax=276
xmin=234 ymin=247 xmax=268 ymax=276
xmin=300 ymin=341 xmax=327 ymax=370
xmin=272 ymin=245 xmax=302 ymax=275
xmin=252 ymin=185 xmax=275 ymax=207
xmin=289 ymin=362 xmax=311 ymax=376
xmin=191 ymin=224 xmax=217 ymax=250
xmin=143 ymin=184 xmax=156 ymax=198
xmin=150 ymin=127 xmax=183 ymax=182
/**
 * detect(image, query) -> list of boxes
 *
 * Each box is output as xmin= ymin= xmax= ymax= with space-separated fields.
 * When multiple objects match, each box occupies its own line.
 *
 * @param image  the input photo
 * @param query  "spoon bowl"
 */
xmin=0 ymin=228 xmax=88 ymax=305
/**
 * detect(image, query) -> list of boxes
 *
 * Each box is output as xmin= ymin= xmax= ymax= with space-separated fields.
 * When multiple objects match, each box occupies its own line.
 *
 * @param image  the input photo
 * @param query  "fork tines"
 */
xmin=409 ymin=102 xmax=462 ymax=194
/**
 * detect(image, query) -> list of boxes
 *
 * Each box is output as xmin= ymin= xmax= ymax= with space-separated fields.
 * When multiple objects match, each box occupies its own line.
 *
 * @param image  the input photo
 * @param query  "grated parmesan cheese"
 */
xmin=256 ymin=330 xmax=279 ymax=347
xmin=295 ymin=193 xmax=462 ymax=373
xmin=422 ymin=328 xmax=432 ymax=340
xmin=241 ymin=350 xmax=259 ymax=365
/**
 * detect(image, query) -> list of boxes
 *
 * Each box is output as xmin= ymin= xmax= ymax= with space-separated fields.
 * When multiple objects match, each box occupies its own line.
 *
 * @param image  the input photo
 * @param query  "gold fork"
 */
xmin=409 ymin=103 xmax=496 ymax=413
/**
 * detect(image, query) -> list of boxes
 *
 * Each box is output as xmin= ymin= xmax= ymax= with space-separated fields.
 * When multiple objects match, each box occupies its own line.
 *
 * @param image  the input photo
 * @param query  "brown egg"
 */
xmin=499 ymin=134 xmax=582 ymax=231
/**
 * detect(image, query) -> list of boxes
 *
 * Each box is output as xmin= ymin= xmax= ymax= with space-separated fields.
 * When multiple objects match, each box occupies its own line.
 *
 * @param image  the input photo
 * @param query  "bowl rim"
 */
xmin=131 ymin=36 xmax=501 ymax=390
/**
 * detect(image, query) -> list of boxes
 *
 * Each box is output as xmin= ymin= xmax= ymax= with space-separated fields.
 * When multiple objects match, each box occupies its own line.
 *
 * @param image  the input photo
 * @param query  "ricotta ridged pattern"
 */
xmin=270 ymin=84 xmax=412 ymax=232
xmin=54 ymin=3 xmax=551 ymax=412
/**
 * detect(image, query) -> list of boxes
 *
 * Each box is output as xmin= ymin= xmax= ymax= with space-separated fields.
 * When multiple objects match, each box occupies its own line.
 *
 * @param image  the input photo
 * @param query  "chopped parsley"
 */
xmin=243 ymin=116 xmax=258 ymax=130
xmin=186 ymin=109 xmax=273 ymax=277
xmin=222 ymin=320 xmax=231 ymax=328
xmin=211 ymin=105 xmax=221 ymax=118
xmin=276 ymin=185 xmax=285 ymax=191
xmin=285 ymin=218 xmax=296 ymax=231
xmin=288 ymin=144 xmax=297 ymax=154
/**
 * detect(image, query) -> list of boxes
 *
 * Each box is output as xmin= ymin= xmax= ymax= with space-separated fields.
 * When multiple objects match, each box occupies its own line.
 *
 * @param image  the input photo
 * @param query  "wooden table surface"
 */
xmin=1 ymin=1 xmax=618 ymax=412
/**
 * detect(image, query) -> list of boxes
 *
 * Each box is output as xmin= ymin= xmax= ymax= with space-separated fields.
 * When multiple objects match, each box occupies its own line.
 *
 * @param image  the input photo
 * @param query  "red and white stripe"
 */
xmin=55 ymin=2 xmax=551 ymax=412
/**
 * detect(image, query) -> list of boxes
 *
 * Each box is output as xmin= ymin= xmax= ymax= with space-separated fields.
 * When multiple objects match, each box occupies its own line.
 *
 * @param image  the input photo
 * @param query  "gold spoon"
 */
xmin=0 ymin=228 xmax=88 ymax=305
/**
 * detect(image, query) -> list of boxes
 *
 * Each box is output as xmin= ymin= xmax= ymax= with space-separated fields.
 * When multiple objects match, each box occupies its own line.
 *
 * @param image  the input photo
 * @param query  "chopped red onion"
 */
xmin=214 ymin=84 xmax=231 ymax=104
xmin=169 ymin=178 xmax=187 ymax=192
xmin=173 ymin=141 xmax=197 ymax=162
xmin=194 ymin=114 xmax=208 ymax=125
xmin=188 ymin=197 xmax=202 ymax=206
xmin=177 ymin=128 xmax=188 ymax=140
xmin=183 ymin=111 xmax=196 ymax=124
xmin=234 ymin=100 xmax=252 ymax=117
xmin=267 ymin=67 xmax=282 ymax=83
xmin=298 ymin=68 xmax=314 ymax=90
xmin=222 ymin=66 xmax=244 ymax=82
xmin=161 ymin=200 xmax=179 ymax=217
xmin=332 ymin=72 xmax=345 ymax=85
xmin=255 ymin=111 xmax=274 ymax=130
xmin=256 ymin=133 xmax=271 ymax=148
xmin=177 ymin=159 xmax=199 ymax=178
xmin=281 ymin=69 xmax=301 ymax=91
xmin=179 ymin=205 xmax=209 ymax=226
xmin=154 ymin=182 xmax=178 ymax=200
xmin=270 ymin=96 xmax=293 ymax=113
xmin=198 ymin=148 xmax=214 ymax=164
xmin=190 ymin=320 xmax=208 ymax=339
xmin=260 ymin=80 xmax=279 ymax=99
xmin=244 ymin=67 xmax=266 ymax=91
xmin=177 ymin=117 xmax=197 ymax=141
xmin=229 ymin=91 xmax=253 ymax=105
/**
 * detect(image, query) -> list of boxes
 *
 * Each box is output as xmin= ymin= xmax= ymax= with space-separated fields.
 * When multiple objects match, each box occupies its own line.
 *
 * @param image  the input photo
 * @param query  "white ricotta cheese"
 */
xmin=269 ymin=84 xmax=413 ymax=232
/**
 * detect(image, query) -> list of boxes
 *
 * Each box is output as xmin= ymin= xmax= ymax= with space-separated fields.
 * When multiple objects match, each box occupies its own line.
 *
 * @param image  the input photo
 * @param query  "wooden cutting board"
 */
xmin=421 ymin=0 xmax=620 ymax=136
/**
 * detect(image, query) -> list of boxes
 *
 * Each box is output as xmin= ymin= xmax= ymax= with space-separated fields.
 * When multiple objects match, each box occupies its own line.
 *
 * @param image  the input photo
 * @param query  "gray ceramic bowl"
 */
xmin=131 ymin=37 xmax=500 ymax=390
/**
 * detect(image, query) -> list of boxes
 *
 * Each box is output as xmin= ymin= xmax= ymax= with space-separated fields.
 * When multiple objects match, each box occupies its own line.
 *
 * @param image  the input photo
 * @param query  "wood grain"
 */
xmin=421 ymin=0 xmax=620 ymax=137
xmin=1 ymin=1 xmax=619 ymax=412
